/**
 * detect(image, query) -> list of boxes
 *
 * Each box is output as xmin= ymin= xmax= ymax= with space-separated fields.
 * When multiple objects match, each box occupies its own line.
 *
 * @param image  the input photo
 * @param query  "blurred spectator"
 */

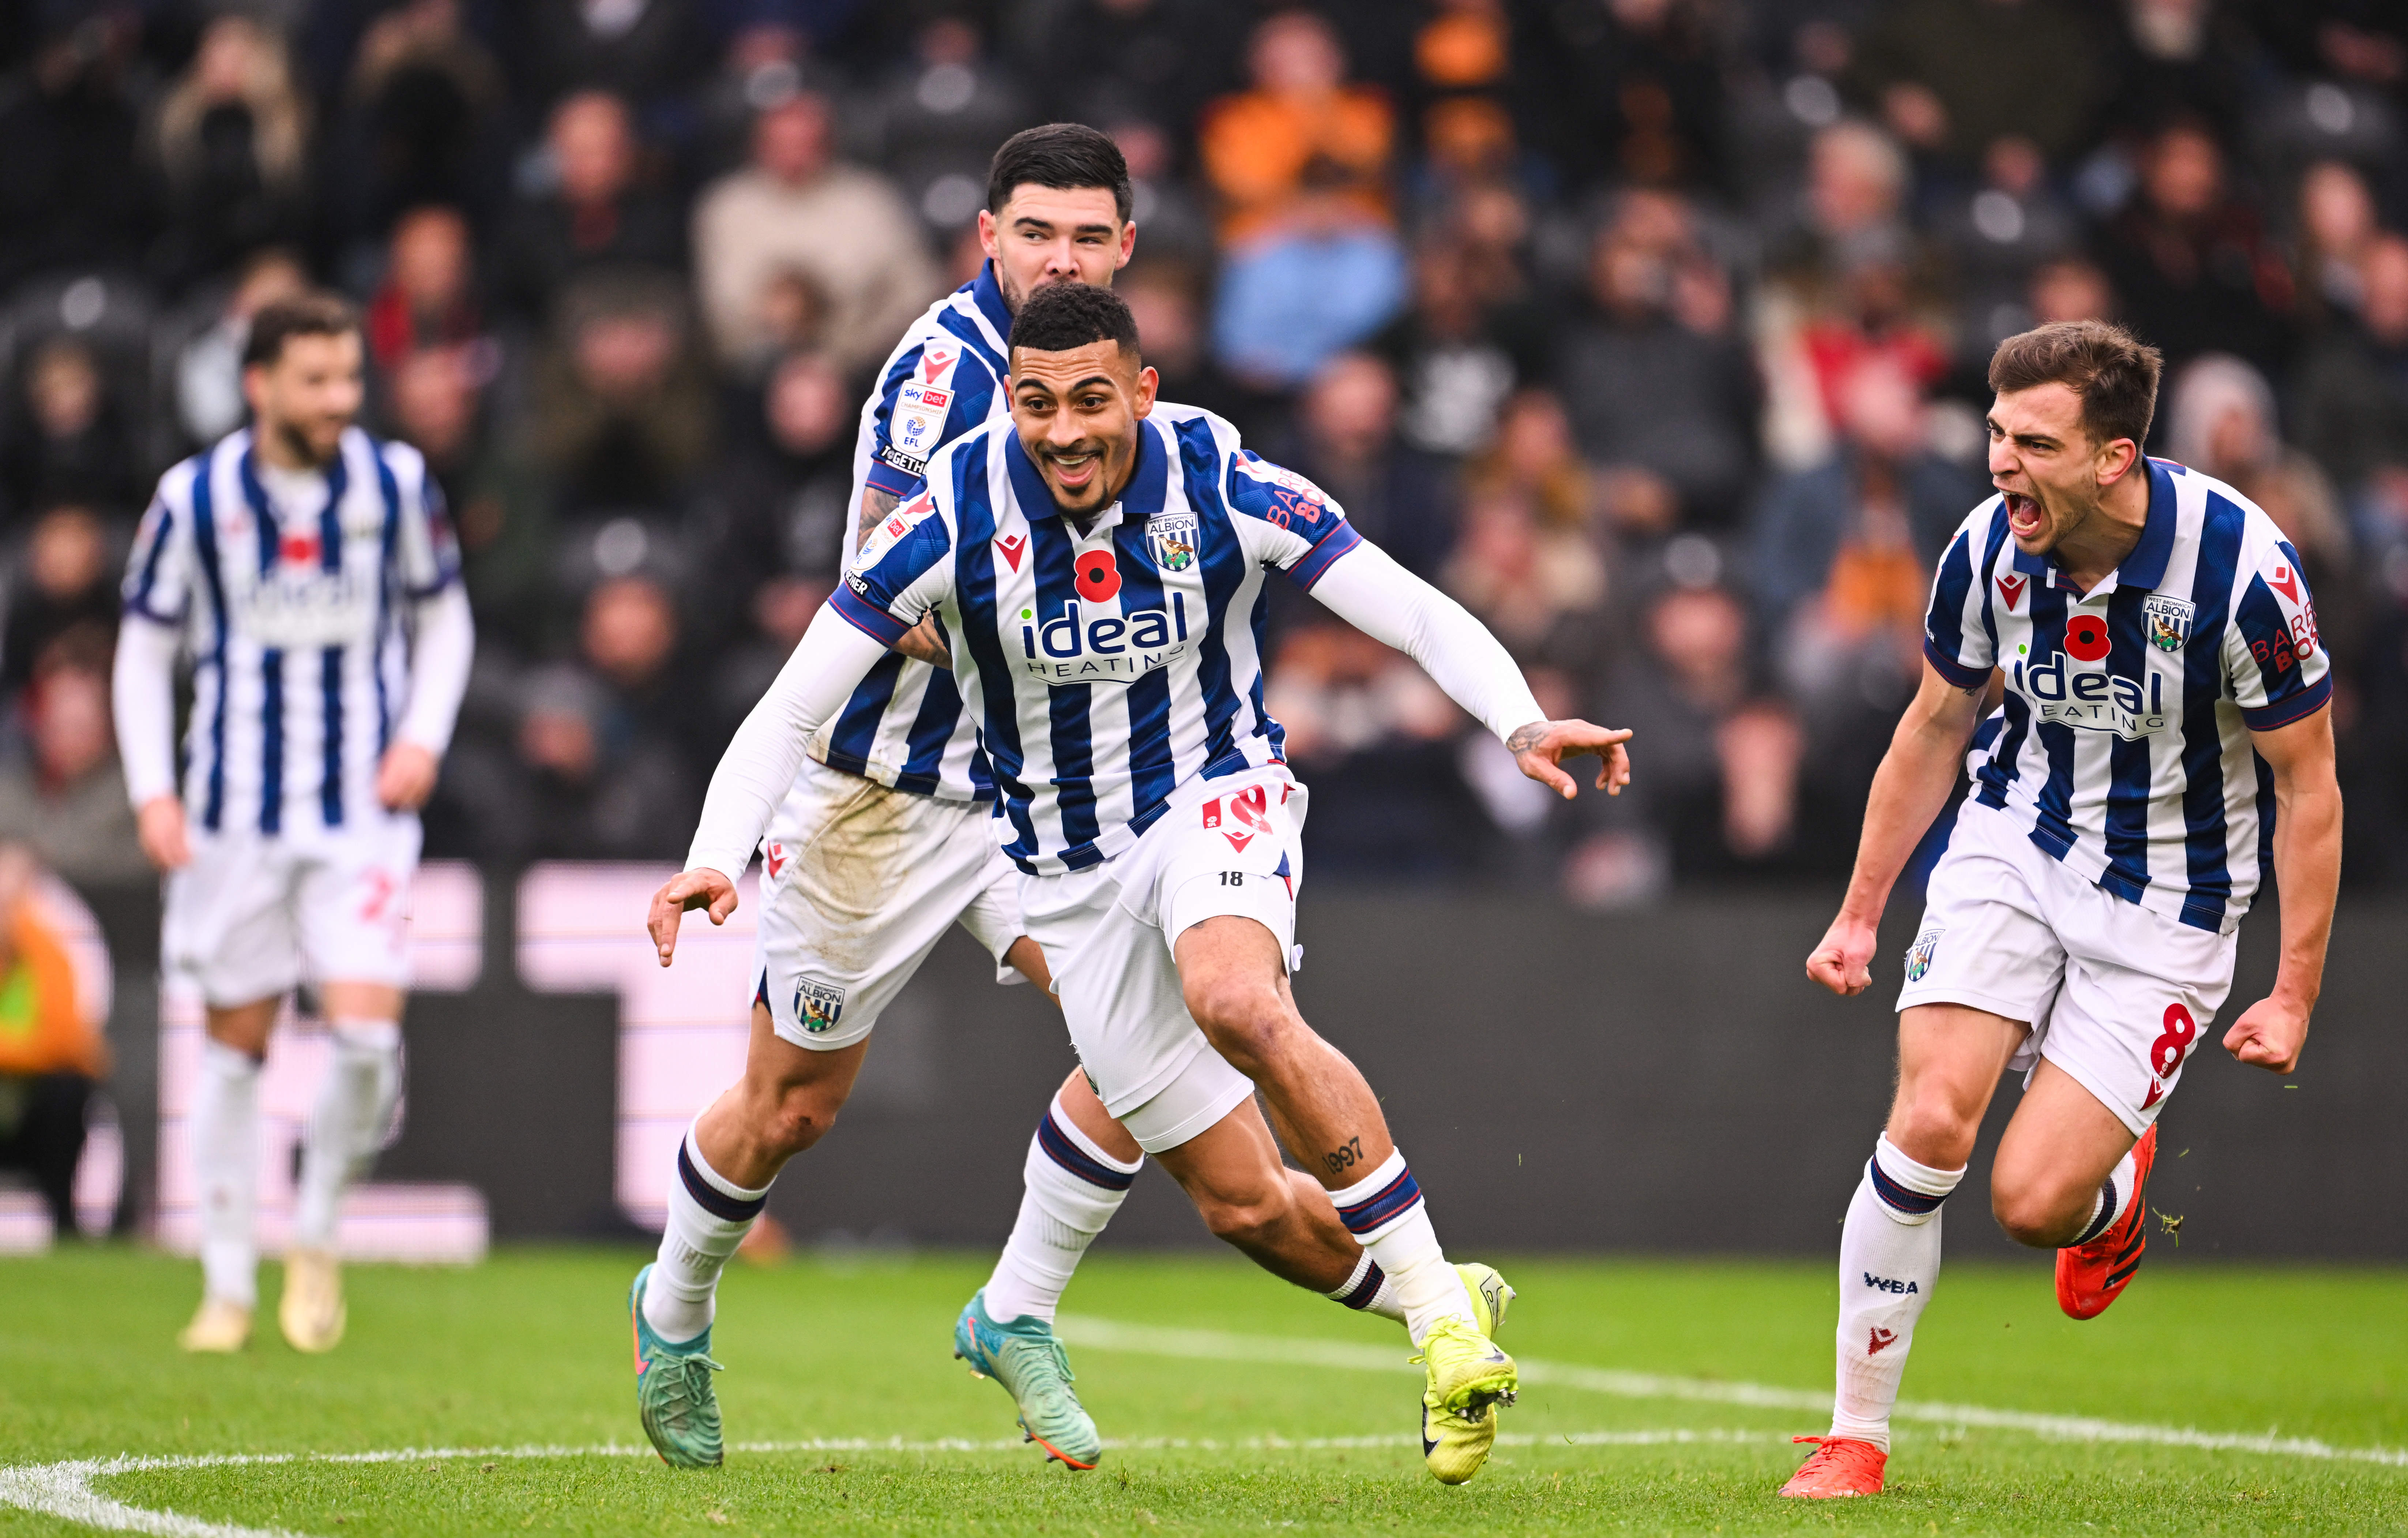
xmin=2096 ymin=0 xmax=2253 ymax=148
xmin=1271 ymin=352 xmax=1455 ymax=583
xmin=2294 ymin=159 xmax=2382 ymax=332
xmin=1443 ymin=488 xmax=1609 ymax=681
xmin=1560 ymin=195 xmax=1759 ymax=526
xmin=1463 ymin=390 xmax=1599 ymax=556
xmin=696 ymin=349 xmax=854 ymax=711
xmin=1029 ymin=0 xmax=1231 ymax=143
xmin=1520 ymin=0 xmax=1726 ymax=192
xmin=0 ymin=650 xmax=145 ymax=887
xmin=1200 ymin=10 xmax=1395 ymax=246
xmin=2028 ymin=255 xmax=2115 ymax=328
xmin=328 ymin=0 xmax=508 ymax=249
xmin=862 ymin=15 xmax=1034 ymax=237
xmin=2166 ymin=353 xmax=2359 ymax=664
xmin=0 ymin=844 xmax=108 ymax=1241
xmin=0 ymin=18 xmax=153 ymax=289
xmin=1577 ymin=582 xmax=1801 ymax=898
xmin=2 ymin=507 xmax=119 ymax=697
xmin=1935 ymin=136 xmax=2081 ymax=366
xmin=1370 ymin=236 xmax=1551 ymax=459
xmin=386 ymin=345 xmax=552 ymax=658
xmin=691 ymin=92 xmax=939 ymax=375
xmin=1110 ymin=119 xmax=1216 ymax=271
xmin=170 ymin=248 xmax=310 ymax=450
xmin=2097 ymin=120 xmax=2294 ymax=376
xmin=365 ymin=207 xmax=484 ymax=372
xmin=2 ymin=339 xmax=147 ymax=526
xmin=2297 ymin=234 xmax=2408 ymax=498
xmin=529 ymin=271 xmax=716 ymax=516
xmin=1117 ymin=263 xmax=1254 ymax=429
xmin=1846 ymin=0 xmax=2105 ymax=167
xmin=495 ymin=90 xmax=684 ymax=321
xmin=1211 ymin=174 xmax=1407 ymax=388
xmin=150 ymin=15 xmax=312 ymax=288
xmin=506 ymin=0 xmax=713 ymax=120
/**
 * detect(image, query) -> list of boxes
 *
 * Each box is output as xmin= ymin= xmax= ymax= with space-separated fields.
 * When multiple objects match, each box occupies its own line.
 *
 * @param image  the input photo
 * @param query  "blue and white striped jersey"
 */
xmin=811 ymin=261 xmax=1018 ymax=802
xmin=830 ymin=402 xmax=1363 ymax=876
xmin=1922 ymin=459 xmax=2331 ymax=934
xmin=123 ymin=426 xmax=459 ymax=835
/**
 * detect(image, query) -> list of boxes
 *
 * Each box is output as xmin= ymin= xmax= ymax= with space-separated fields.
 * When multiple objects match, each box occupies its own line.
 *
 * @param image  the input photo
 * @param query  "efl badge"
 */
xmin=1904 ymin=926 xmax=1943 ymax=984
xmin=794 ymin=976 xmax=847 ymax=1034
xmin=1146 ymin=512 xmax=1198 ymax=573
xmin=2143 ymin=594 xmax=2195 ymax=652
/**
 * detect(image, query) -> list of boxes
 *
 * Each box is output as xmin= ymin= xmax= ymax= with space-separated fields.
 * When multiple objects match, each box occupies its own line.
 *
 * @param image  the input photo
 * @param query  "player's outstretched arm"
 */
xmin=653 ymin=602 xmax=894 ymax=966
xmin=1806 ymin=661 xmax=1987 ymax=997
xmin=2222 ymin=706 xmax=2341 ymax=1073
xmin=1305 ymin=541 xmax=1632 ymax=791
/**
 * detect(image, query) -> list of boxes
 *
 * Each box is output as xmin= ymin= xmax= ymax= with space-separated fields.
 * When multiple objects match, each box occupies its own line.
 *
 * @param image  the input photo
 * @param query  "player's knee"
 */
xmin=755 ymin=1079 xmax=846 ymax=1157
xmin=1183 ymin=980 xmax=1294 ymax=1078
xmin=1887 ymin=1096 xmax=1981 ymax=1170
xmin=1990 ymin=1178 xmax=2078 ymax=1248
xmin=1196 ymin=1186 xmax=1289 ymax=1251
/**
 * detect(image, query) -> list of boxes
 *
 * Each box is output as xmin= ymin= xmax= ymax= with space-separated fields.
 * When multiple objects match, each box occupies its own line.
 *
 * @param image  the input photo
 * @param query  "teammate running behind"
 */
xmin=1784 ymin=321 xmax=2341 ymax=1498
xmin=116 ymin=293 xmax=474 ymax=1354
xmin=653 ymin=283 xmax=1630 ymax=1484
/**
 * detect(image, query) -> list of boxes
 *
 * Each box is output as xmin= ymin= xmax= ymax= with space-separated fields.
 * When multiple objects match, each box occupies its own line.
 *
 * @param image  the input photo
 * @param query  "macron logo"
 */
xmin=1867 ymin=1327 xmax=1899 ymax=1355
xmin=994 ymin=533 xmax=1025 ymax=571
xmin=2270 ymin=564 xmax=2300 ymax=603
xmin=1997 ymin=573 xmax=2028 ymax=609
xmin=921 ymin=349 xmax=953 ymax=383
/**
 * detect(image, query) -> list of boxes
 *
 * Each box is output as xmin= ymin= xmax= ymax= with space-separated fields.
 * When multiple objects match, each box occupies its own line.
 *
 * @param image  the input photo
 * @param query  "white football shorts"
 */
xmin=1899 ymin=798 xmax=2238 ymax=1135
xmin=1022 ymin=766 xmax=1306 ymax=1155
xmin=163 ymin=811 xmax=423 ymax=1006
xmin=751 ymin=755 xmax=1023 ymax=1052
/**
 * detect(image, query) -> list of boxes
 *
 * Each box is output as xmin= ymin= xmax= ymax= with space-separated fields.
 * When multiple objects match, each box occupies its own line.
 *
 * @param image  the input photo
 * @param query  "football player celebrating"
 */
xmin=115 ymin=294 xmax=474 ymax=1354
xmin=1784 ymin=321 xmax=2341 ymax=1498
xmin=654 ymin=283 xmax=1630 ymax=1483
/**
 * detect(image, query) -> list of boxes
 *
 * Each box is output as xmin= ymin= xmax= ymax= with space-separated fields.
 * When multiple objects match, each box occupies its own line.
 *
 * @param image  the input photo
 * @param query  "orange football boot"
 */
xmin=2056 ymin=1123 xmax=2159 ymax=1320
xmin=1778 ymin=1435 xmax=1886 ymax=1497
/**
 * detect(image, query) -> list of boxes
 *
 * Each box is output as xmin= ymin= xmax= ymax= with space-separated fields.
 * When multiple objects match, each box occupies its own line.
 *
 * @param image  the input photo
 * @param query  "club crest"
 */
xmin=793 ymin=976 xmax=847 ymax=1034
xmin=1904 ymin=926 xmax=1943 ymax=984
xmin=1146 ymin=512 xmax=1199 ymax=573
xmin=2142 ymin=594 xmax=2195 ymax=652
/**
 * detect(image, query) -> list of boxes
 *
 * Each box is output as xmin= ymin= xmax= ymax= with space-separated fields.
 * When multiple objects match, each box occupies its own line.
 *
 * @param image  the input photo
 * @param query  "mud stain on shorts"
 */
xmin=789 ymin=776 xmax=920 ymax=975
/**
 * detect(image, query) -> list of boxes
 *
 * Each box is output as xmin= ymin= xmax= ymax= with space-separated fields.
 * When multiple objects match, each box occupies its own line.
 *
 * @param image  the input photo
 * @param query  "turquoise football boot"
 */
xmin=953 ymin=1289 xmax=1102 ymax=1469
xmin=628 ymin=1264 xmax=724 ymax=1468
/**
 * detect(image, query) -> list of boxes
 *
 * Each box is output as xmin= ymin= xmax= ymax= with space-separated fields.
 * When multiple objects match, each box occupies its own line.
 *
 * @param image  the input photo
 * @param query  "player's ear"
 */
xmin=2096 ymin=434 xmax=2141 ymax=486
xmin=1115 ymin=220 xmax=1135 ymax=267
xmin=977 ymin=206 xmax=1000 ymax=260
xmin=1133 ymin=363 xmax=1158 ymax=418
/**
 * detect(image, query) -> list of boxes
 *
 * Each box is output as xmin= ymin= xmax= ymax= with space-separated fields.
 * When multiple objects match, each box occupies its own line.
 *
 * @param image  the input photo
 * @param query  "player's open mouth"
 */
xmin=1046 ymin=451 xmax=1100 ymax=491
xmin=2003 ymin=491 xmax=2044 ymax=538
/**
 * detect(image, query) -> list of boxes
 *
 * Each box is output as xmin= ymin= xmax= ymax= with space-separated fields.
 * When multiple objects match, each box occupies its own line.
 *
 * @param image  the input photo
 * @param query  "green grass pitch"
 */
xmin=2 ymin=1245 xmax=2402 ymax=1535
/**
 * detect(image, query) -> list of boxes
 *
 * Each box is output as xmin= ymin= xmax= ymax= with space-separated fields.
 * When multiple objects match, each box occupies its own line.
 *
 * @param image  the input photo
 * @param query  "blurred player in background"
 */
xmin=656 ymin=283 xmax=1631 ymax=1483
xmin=1786 ymin=321 xmax=2341 ymax=1498
xmin=114 ymin=294 xmax=474 ymax=1354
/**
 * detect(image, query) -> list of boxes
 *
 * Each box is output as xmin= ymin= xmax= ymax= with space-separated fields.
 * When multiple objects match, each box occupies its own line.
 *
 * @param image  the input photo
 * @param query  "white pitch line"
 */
xmin=1056 ymin=1316 xmax=2408 ymax=1470
xmin=0 ymin=1430 xmax=1787 ymax=1537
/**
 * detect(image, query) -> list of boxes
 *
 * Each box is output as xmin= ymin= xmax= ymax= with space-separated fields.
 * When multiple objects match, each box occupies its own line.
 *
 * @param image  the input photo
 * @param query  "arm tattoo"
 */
xmin=1505 ymin=722 xmax=1549 ymax=753
xmin=855 ymin=487 xmax=901 ymax=553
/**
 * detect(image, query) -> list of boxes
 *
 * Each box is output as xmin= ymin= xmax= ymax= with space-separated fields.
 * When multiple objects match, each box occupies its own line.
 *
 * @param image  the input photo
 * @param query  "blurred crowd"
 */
xmin=4 ymin=0 xmax=2408 ymax=903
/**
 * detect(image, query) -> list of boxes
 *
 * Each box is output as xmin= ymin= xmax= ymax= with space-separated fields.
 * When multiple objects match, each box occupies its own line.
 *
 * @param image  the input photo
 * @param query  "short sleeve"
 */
xmin=2225 ymin=538 xmax=2333 ymax=730
xmin=1920 ymin=515 xmax=1996 ymax=688
xmin=123 ymin=470 xmax=197 ymax=624
xmin=832 ymin=482 xmax=955 ymax=646
xmin=1223 ymin=450 xmax=1362 ymax=590
xmin=379 ymin=442 xmax=460 ymax=599
xmin=862 ymin=337 xmax=996 ymax=503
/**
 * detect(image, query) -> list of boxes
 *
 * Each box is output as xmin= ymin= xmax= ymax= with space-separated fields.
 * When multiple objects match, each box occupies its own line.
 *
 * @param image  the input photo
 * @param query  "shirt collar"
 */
xmin=970 ymin=260 xmax=1013 ymax=347
xmin=2007 ymin=459 xmax=2176 ymax=593
xmin=1005 ymin=418 xmax=1166 ymax=529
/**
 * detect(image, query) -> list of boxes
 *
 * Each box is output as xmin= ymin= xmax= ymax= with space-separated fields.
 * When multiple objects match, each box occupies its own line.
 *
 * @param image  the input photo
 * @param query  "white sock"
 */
xmin=982 ymin=1093 xmax=1142 ymax=1324
xmin=1325 ymin=1252 xmax=1405 ymax=1324
xmin=2067 ymin=1144 xmax=2141 ymax=1246
xmin=1330 ymin=1150 xmax=1469 ymax=1346
xmin=292 ymin=1020 xmax=403 ymax=1251
xmin=192 ymin=1039 xmax=262 ymax=1309
xmin=642 ymin=1121 xmax=770 ymax=1344
xmin=1831 ymin=1134 xmax=1964 ymax=1452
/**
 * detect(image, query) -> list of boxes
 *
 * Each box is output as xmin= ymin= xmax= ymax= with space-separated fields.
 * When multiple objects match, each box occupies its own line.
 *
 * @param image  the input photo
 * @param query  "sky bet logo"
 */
xmin=1020 ymin=592 xmax=1193 ymax=684
xmin=2012 ymin=617 xmax=2170 ymax=739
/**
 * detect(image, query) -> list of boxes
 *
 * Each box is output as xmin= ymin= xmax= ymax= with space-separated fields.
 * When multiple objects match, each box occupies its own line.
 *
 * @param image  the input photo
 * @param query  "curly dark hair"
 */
xmin=1008 ymin=281 xmax=1140 ymax=361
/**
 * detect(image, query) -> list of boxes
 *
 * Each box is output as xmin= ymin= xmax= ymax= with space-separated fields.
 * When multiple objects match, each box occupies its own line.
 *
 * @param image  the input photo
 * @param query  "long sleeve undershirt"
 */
xmin=682 ymin=543 xmax=1547 ymax=884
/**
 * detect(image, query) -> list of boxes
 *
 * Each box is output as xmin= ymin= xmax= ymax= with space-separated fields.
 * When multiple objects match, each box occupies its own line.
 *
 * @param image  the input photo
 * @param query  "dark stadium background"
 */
xmin=0 ymin=0 xmax=2401 ymax=1258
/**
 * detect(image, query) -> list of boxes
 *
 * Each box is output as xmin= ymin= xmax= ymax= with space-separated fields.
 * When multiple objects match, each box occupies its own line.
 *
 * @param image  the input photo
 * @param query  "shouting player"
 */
xmin=652 ymin=283 xmax=1629 ymax=1482
xmin=625 ymin=125 xmax=1513 ymax=1478
xmin=114 ymin=293 xmax=474 ymax=1354
xmin=1783 ymin=321 xmax=2341 ymax=1498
